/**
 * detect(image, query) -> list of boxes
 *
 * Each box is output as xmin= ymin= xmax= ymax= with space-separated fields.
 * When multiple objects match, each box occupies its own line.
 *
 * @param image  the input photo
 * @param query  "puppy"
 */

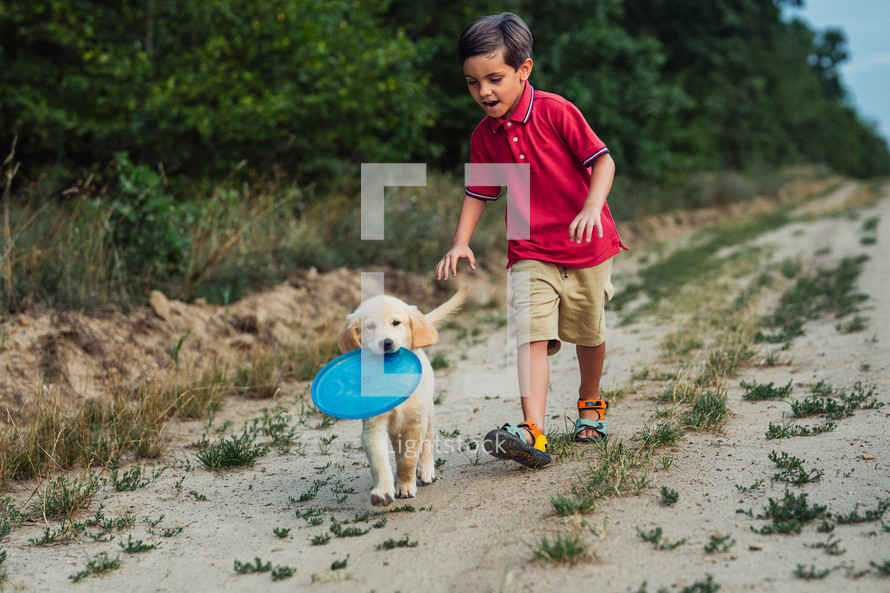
xmin=338 ymin=286 xmax=467 ymax=506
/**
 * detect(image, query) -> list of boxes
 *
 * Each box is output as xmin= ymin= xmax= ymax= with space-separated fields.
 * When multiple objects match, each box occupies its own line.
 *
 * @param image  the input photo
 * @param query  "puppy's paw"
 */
xmin=395 ymin=480 xmax=417 ymax=499
xmin=370 ymin=487 xmax=394 ymax=507
xmin=418 ymin=466 xmax=435 ymax=485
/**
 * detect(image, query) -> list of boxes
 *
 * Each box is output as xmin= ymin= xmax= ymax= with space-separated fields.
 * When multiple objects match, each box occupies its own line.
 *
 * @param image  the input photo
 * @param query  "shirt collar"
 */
xmin=488 ymin=82 xmax=534 ymax=132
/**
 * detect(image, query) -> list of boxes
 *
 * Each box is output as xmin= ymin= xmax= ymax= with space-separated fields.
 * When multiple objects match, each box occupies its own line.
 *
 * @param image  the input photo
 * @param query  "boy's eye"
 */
xmin=490 ymin=78 xmax=502 ymax=83
xmin=467 ymin=80 xmax=478 ymax=86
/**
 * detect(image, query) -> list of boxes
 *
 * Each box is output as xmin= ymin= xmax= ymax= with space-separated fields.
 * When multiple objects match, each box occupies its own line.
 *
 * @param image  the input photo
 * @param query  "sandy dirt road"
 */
xmin=2 ymin=180 xmax=889 ymax=592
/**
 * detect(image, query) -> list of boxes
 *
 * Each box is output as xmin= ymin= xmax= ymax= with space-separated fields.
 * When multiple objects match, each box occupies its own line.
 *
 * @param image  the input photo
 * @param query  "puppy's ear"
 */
xmin=338 ymin=313 xmax=362 ymax=352
xmin=409 ymin=308 xmax=438 ymax=349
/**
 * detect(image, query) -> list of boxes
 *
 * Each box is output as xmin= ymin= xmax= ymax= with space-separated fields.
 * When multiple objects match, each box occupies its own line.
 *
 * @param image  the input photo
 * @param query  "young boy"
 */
xmin=434 ymin=12 xmax=626 ymax=468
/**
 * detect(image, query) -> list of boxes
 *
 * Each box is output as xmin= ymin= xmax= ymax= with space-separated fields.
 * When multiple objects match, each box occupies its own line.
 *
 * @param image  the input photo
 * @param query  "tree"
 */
xmin=0 ymin=0 xmax=435 ymax=182
xmin=810 ymin=28 xmax=848 ymax=100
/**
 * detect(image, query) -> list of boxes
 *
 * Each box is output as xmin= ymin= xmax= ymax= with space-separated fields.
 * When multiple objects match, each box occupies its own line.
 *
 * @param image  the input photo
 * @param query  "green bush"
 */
xmin=1 ymin=0 xmax=434 ymax=181
xmin=104 ymin=153 xmax=196 ymax=282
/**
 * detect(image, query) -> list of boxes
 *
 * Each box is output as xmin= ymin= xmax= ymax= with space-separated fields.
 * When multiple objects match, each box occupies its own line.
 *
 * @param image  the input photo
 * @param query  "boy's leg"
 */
xmin=518 ymin=340 xmax=550 ymax=443
xmin=482 ymin=338 xmax=553 ymax=468
xmin=576 ymin=342 xmax=605 ymax=439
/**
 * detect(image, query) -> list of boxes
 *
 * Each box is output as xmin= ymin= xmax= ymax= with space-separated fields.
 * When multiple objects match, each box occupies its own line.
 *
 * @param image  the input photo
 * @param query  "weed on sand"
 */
xmin=572 ymin=439 xmax=652 ymax=500
xmin=703 ymin=534 xmax=735 ymax=554
xmin=617 ymin=209 xmax=791 ymax=320
xmin=788 ymin=381 xmax=882 ymax=420
xmin=551 ymin=492 xmax=598 ymax=517
xmin=376 ymin=535 xmax=418 ymax=550
xmin=233 ymin=556 xmax=297 ymax=581
xmin=660 ymin=486 xmax=679 ymax=505
xmin=756 ymin=255 xmax=869 ymax=344
xmin=747 ymin=490 xmax=828 ymax=535
xmin=765 ymin=420 xmax=836 ymax=440
xmin=635 ymin=574 xmax=721 ymax=593
xmin=637 ymin=422 xmax=685 ymax=449
xmin=34 ymin=472 xmax=101 ymax=520
xmin=530 ymin=530 xmax=592 ymax=565
xmin=740 ymin=379 xmax=793 ymax=401
xmin=195 ymin=430 xmax=270 ymax=470
xmin=69 ymin=552 xmax=122 ymax=583
xmin=682 ymin=390 xmax=729 ymax=431
xmin=768 ymin=451 xmax=824 ymax=486
xmin=637 ymin=526 xmax=687 ymax=550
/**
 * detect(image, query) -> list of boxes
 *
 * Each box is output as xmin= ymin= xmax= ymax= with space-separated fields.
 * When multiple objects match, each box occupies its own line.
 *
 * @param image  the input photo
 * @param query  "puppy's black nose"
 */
xmin=382 ymin=339 xmax=394 ymax=352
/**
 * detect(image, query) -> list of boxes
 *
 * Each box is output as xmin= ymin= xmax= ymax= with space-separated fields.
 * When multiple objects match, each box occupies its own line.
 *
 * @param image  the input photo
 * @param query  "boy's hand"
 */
xmin=436 ymin=245 xmax=476 ymax=281
xmin=568 ymin=207 xmax=603 ymax=243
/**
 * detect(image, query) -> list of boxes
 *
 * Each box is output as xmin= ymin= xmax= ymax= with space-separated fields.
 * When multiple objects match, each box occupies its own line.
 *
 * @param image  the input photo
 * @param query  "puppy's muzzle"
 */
xmin=381 ymin=339 xmax=395 ymax=353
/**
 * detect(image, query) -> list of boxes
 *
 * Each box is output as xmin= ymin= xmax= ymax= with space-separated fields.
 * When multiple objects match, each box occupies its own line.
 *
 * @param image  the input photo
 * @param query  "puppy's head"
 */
xmin=338 ymin=295 xmax=438 ymax=354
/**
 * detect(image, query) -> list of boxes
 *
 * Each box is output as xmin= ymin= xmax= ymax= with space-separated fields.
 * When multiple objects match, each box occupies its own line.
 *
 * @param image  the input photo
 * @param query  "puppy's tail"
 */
xmin=425 ymin=286 xmax=468 ymax=326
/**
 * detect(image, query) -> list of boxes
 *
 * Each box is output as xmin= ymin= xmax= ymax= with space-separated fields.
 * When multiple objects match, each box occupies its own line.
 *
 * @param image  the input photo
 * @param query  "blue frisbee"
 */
xmin=311 ymin=348 xmax=423 ymax=420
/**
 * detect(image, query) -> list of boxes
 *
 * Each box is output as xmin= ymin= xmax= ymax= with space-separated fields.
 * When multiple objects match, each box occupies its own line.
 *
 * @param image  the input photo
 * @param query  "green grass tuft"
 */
xmin=69 ymin=552 xmax=122 ymax=582
xmin=530 ymin=530 xmax=591 ymax=564
xmin=756 ymin=255 xmax=870 ymax=344
xmin=740 ymin=379 xmax=793 ymax=401
xmin=34 ymin=472 xmax=101 ymax=520
xmin=682 ymin=390 xmax=728 ymax=431
xmin=637 ymin=526 xmax=687 ymax=550
xmin=195 ymin=431 xmax=270 ymax=470
xmin=637 ymin=422 xmax=685 ymax=449
xmin=551 ymin=492 xmax=598 ymax=516
xmin=376 ymin=535 xmax=418 ymax=550
xmin=233 ymin=557 xmax=272 ymax=574
xmin=660 ymin=486 xmax=679 ymax=505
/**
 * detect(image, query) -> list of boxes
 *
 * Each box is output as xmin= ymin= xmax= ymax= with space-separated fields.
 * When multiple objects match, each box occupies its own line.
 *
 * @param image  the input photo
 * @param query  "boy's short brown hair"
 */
xmin=457 ymin=12 xmax=533 ymax=69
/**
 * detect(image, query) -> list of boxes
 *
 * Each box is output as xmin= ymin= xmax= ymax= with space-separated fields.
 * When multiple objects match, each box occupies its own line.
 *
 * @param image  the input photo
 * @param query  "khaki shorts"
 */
xmin=509 ymin=258 xmax=614 ymax=356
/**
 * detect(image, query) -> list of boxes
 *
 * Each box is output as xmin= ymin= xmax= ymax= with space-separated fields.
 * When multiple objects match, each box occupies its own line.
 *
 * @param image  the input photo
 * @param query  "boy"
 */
xmin=434 ymin=12 xmax=626 ymax=468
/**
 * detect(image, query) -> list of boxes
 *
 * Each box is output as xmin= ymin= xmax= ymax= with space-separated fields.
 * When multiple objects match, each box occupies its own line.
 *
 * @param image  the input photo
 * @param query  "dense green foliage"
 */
xmin=1 ymin=1 xmax=889 ymax=313
xmin=620 ymin=0 xmax=890 ymax=178
xmin=1 ymin=0 xmax=888 ymax=183
xmin=1 ymin=0 xmax=434 ymax=181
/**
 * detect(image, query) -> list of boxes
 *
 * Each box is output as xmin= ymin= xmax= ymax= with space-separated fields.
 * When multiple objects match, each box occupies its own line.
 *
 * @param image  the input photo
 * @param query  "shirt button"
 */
xmin=519 ymin=154 xmax=525 ymax=159
xmin=506 ymin=122 xmax=512 ymax=127
xmin=513 ymin=137 xmax=518 ymax=142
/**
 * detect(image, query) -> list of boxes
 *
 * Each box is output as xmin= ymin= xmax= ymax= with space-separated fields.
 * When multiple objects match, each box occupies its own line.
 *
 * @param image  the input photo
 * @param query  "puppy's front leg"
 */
xmin=417 ymin=411 xmax=435 ymax=485
xmin=362 ymin=419 xmax=394 ymax=507
xmin=417 ymin=410 xmax=436 ymax=484
xmin=392 ymin=422 xmax=426 ymax=499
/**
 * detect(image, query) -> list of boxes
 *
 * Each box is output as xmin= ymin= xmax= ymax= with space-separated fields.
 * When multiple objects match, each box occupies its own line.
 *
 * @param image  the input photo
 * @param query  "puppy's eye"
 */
xmin=392 ymin=320 xmax=401 ymax=327
xmin=366 ymin=322 xmax=376 ymax=331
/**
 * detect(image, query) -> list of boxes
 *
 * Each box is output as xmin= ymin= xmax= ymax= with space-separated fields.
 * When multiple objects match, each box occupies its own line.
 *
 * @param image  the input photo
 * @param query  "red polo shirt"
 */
xmin=466 ymin=82 xmax=626 ymax=268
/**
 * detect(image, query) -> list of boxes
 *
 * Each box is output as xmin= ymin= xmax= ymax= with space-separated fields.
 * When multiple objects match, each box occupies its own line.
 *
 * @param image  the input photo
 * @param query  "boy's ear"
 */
xmin=338 ymin=313 xmax=362 ymax=352
xmin=409 ymin=309 xmax=438 ymax=349
xmin=518 ymin=58 xmax=533 ymax=81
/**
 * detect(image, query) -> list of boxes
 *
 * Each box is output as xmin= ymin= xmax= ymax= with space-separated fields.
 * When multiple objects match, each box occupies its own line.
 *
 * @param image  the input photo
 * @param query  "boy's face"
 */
xmin=462 ymin=50 xmax=533 ymax=120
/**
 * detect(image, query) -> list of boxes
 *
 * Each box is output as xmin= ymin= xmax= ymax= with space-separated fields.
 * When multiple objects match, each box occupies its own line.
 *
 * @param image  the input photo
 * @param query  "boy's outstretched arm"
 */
xmin=435 ymin=195 xmax=487 ymax=281
xmin=569 ymin=153 xmax=615 ymax=243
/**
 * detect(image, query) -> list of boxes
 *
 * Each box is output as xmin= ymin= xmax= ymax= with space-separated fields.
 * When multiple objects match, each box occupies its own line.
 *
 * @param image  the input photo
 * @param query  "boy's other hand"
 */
xmin=436 ymin=245 xmax=476 ymax=281
xmin=569 ymin=208 xmax=604 ymax=243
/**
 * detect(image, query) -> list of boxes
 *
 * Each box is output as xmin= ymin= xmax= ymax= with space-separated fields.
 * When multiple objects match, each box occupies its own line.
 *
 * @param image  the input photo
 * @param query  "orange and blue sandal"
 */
xmin=574 ymin=399 xmax=608 ymax=443
xmin=483 ymin=421 xmax=552 ymax=469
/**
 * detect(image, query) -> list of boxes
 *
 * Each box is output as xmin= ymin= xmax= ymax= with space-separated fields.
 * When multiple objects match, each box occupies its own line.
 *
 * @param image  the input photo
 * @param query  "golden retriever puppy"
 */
xmin=338 ymin=286 xmax=467 ymax=506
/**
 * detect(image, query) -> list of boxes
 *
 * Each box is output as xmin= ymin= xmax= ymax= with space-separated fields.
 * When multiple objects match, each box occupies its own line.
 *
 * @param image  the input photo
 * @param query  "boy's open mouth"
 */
xmin=482 ymin=100 xmax=499 ymax=109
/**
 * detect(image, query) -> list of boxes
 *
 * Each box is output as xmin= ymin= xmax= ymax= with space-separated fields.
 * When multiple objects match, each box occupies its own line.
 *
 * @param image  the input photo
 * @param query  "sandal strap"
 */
xmin=517 ymin=421 xmax=548 ymax=452
xmin=574 ymin=418 xmax=607 ymax=439
xmin=577 ymin=399 xmax=608 ymax=411
xmin=575 ymin=418 xmax=606 ymax=431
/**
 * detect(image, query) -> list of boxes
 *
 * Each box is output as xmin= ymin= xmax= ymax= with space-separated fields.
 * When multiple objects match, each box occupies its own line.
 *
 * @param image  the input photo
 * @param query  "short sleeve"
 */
xmin=465 ymin=127 xmax=502 ymax=200
xmin=558 ymin=100 xmax=609 ymax=168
